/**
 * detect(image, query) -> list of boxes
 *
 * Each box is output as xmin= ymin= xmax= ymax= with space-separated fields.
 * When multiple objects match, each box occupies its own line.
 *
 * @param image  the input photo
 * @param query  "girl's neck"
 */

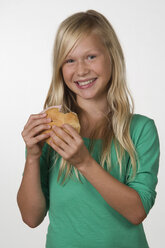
xmin=76 ymin=99 xmax=110 ymax=121
xmin=78 ymin=109 xmax=110 ymax=139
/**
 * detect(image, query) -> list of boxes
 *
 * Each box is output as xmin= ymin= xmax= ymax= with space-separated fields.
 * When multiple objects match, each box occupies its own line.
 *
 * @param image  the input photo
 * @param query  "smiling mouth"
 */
xmin=75 ymin=78 xmax=97 ymax=86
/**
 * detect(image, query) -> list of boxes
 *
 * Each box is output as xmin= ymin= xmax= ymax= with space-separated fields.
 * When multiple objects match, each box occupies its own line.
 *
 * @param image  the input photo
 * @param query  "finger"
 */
xmin=50 ymin=130 xmax=69 ymax=150
xmin=23 ymin=116 xmax=51 ymax=137
xmin=49 ymin=137 xmax=66 ymax=158
xmin=52 ymin=125 xmax=74 ymax=145
xmin=62 ymin=124 xmax=80 ymax=140
xmin=26 ymin=132 xmax=50 ymax=148
xmin=27 ymin=113 xmax=47 ymax=124
xmin=27 ymin=123 xmax=51 ymax=139
xmin=25 ymin=113 xmax=47 ymax=128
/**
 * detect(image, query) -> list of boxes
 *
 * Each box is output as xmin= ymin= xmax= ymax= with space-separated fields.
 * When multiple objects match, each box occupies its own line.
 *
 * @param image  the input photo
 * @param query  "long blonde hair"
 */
xmin=44 ymin=9 xmax=138 ymax=184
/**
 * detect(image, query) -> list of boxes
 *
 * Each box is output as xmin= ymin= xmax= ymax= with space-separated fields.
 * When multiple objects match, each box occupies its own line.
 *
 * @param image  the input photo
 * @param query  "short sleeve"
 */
xmin=25 ymin=143 xmax=50 ymax=211
xmin=126 ymin=117 xmax=160 ymax=215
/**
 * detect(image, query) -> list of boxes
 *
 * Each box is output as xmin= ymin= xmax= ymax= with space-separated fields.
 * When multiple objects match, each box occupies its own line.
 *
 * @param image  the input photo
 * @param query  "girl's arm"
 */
xmin=17 ymin=156 xmax=47 ymax=228
xmin=78 ymin=158 xmax=146 ymax=225
xmin=17 ymin=112 xmax=51 ymax=228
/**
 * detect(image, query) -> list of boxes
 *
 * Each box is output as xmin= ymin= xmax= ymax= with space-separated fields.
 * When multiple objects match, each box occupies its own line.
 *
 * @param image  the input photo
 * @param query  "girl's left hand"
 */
xmin=48 ymin=124 xmax=92 ymax=169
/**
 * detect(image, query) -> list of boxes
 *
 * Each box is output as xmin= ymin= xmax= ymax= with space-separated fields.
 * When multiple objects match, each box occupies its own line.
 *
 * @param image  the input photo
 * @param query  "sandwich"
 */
xmin=42 ymin=106 xmax=81 ymax=144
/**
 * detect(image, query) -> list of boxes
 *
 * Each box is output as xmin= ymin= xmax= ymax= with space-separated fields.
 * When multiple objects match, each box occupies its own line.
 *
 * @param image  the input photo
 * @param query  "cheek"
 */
xmin=91 ymin=63 xmax=102 ymax=74
xmin=62 ymin=67 xmax=67 ymax=80
xmin=104 ymin=65 xmax=112 ymax=79
xmin=93 ymin=61 xmax=111 ymax=78
xmin=62 ymin=67 xmax=72 ymax=82
xmin=102 ymin=58 xmax=112 ymax=79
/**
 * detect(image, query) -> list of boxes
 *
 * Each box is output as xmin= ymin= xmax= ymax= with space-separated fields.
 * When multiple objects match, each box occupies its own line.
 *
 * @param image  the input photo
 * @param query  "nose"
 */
xmin=76 ymin=60 xmax=89 ymax=77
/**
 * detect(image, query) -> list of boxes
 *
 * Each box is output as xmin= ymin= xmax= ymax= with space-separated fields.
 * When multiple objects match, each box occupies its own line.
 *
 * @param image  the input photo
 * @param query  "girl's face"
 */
xmin=62 ymin=33 xmax=112 ymax=102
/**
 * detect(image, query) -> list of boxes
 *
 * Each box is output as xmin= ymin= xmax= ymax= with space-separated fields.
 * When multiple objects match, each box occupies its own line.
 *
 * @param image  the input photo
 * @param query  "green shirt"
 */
xmin=38 ymin=114 xmax=160 ymax=248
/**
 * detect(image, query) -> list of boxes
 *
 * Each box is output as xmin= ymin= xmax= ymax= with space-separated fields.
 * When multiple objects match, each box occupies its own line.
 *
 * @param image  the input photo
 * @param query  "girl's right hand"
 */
xmin=21 ymin=112 xmax=51 ymax=160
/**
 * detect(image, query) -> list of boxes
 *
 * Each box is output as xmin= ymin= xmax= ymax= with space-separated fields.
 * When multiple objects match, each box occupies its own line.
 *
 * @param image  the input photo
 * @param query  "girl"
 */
xmin=17 ymin=10 xmax=160 ymax=248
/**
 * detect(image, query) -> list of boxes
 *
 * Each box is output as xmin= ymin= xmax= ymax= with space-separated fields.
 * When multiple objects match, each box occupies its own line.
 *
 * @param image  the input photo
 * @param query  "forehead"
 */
xmin=66 ymin=33 xmax=106 ymax=57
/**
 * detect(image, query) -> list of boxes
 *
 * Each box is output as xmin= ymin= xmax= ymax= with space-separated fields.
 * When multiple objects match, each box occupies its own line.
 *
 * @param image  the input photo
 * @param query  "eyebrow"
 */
xmin=66 ymin=49 xmax=100 ymax=58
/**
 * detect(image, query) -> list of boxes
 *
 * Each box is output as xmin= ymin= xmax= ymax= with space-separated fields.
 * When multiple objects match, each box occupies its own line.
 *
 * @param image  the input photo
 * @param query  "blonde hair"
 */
xmin=44 ymin=9 xmax=138 ymax=184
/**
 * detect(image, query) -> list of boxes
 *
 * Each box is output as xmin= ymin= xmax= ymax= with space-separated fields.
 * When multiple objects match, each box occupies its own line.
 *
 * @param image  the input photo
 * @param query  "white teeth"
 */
xmin=77 ymin=79 xmax=95 ymax=86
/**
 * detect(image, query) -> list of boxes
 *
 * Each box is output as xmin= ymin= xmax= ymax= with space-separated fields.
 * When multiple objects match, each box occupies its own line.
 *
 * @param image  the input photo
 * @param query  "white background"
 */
xmin=0 ymin=0 xmax=165 ymax=247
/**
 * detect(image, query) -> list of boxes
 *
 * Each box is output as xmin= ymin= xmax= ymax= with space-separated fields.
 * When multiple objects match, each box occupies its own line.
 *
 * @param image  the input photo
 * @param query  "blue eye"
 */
xmin=66 ymin=59 xmax=74 ymax=63
xmin=88 ymin=55 xmax=96 ymax=60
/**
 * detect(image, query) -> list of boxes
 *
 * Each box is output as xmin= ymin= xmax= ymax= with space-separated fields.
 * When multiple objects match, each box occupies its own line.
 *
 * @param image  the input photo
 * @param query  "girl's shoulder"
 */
xmin=130 ymin=114 xmax=158 ymax=142
xmin=131 ymin=113 xmax=154 ymax=127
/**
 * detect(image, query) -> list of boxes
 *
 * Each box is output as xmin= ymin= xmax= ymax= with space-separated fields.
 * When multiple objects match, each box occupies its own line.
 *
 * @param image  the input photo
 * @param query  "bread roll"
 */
xmin=42 ymin=106 xmax=81 ymax=144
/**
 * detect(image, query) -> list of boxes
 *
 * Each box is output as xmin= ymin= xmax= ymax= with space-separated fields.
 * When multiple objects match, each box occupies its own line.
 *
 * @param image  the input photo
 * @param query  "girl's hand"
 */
xmin=48 ymin=124 xmax=92 ymax=169
xmin=21 ymin=113 xmax=51 ymax=159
